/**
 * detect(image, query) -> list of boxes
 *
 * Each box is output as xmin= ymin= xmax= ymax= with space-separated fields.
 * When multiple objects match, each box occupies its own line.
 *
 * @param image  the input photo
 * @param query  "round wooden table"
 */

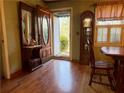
xmin=101 ymin=47 xmax=124 ymax=93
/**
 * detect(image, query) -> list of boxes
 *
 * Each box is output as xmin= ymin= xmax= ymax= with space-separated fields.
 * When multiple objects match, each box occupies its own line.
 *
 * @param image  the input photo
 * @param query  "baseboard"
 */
xmin=10 ymin=70 xmax=23 ymax=79
xmin=71 ymin=59 xmax=80 ymax=63
xmin=53 ymin=56 xmax=71 ymax=61
xmin=52 ymin=58 xmax=80 ymax=63
xmin=0 ymin=75 xmax=4 ymax=80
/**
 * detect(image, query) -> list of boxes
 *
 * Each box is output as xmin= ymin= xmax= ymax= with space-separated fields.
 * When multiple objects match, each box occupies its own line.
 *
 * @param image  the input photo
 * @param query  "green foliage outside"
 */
xmin=60 ymin=35 xmax=68 ymax=51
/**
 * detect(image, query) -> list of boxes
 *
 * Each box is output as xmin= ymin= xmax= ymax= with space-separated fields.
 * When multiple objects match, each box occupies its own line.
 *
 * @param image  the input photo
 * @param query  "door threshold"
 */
xmin=53 ymin=56 xmax=71 ymax=61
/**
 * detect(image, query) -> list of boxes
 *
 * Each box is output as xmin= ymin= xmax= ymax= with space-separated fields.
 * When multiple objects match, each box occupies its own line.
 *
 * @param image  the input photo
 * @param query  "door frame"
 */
xmin=0 ymin=0 xmax=10 ymax=79
xmin=51 ymin=7 xmax=73 ymax=60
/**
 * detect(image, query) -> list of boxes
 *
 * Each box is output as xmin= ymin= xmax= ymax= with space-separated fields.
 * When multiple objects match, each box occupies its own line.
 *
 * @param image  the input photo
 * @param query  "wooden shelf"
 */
xmin=23 ymin=45 xmax=42 ymax=49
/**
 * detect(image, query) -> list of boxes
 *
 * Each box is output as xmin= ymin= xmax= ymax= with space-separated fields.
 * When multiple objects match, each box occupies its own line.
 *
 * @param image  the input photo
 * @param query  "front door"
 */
xmin=53 ymin=9 xmax=71 ymax=60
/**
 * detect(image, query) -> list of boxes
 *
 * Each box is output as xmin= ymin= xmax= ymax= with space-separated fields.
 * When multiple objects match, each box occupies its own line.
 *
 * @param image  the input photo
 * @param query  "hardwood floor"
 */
xmin=1 ymin=60 xmax=114 ymax=93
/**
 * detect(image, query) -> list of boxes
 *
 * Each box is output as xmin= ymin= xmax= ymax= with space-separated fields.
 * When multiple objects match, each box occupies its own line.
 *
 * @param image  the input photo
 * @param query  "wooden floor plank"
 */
xmin=1 ymin=60 xmax=114 ymax=93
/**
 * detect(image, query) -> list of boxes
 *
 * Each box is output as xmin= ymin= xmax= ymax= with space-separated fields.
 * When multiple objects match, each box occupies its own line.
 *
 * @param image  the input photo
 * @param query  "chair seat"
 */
xmin=93 ymin=61 xmax=113 ymax=69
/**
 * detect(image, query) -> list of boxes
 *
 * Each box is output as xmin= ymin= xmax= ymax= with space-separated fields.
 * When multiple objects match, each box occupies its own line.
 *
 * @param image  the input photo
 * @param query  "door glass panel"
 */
xmin=21 ymin=9 xmax=32 ymax=45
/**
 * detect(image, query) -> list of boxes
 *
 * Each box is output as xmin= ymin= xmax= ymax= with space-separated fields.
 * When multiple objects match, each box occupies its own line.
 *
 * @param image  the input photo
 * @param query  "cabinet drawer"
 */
xmin=29 ymin=58 xmax=42 ymax=71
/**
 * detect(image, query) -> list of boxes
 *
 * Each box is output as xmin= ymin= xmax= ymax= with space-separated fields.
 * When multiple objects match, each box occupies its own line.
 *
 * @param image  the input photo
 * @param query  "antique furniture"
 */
xmin=80 ymin=11 xmax=94 ymax=64
xmin=18 ymin=2 xmax=42 ymax=71
xmin=101 ymin=47 xmax=124 ymax=93
xmin=88 ymin=45 xmax=114 ymax=90
xmin=18 ymin=2 xmax=53 ymax=71
xmin=36 ymin=5 xmax=53 ymax=63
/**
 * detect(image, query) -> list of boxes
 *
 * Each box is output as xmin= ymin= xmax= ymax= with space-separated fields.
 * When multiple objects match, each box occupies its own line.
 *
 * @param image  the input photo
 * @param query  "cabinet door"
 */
xmin=80 ymin=11 xmax=94 ymax=64
xmin=36 ymin=6 xmax=53 ymax=63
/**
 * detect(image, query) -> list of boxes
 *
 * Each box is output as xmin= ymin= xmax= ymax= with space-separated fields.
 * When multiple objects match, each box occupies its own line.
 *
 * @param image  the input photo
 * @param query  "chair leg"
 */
xmin=107 ymin=70 xmax=114 ymax=90
xmin=89 ymin=69 xmax=95 ymax=86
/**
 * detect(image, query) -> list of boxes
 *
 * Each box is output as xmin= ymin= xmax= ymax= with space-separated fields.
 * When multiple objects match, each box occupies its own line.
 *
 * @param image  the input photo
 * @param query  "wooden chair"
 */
xmin=88 ymin=45 xmax=114 ymax=90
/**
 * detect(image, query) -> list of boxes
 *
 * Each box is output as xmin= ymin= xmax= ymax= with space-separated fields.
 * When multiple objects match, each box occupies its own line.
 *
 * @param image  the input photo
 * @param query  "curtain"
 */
xmin=96 ymin=3 xmax=124 ymax=20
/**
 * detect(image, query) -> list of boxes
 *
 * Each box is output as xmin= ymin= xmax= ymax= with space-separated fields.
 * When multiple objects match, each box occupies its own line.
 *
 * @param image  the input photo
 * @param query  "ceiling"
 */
xmin=43 ymin=0 xmax=120 ymax=3
xmin=43 ymin=0 xmax=68 ymax=3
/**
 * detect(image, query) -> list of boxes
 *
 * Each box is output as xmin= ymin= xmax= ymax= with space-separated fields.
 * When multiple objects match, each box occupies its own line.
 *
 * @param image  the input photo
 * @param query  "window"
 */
xmin=110 ymin=28 xmax=121 ymax=42
xmin=95 ymin=20 xmax=124 ymax=46
xmin=97 ymin=27 xmax=108 ymax=42
xmin=95 ymin=2 xmax=124 ymax=47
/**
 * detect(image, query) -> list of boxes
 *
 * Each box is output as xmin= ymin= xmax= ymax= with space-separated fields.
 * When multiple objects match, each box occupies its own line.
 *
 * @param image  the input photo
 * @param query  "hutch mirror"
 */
xmin=19 ymin=2 xmax=35 ymax=46
xmin=42 ymin=15 xmax=49 ymax=44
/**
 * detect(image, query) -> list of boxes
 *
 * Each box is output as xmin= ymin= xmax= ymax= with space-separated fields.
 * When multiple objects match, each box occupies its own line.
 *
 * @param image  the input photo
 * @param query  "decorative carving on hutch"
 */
xmin=36 ymin=5 xmax=53 ymax=63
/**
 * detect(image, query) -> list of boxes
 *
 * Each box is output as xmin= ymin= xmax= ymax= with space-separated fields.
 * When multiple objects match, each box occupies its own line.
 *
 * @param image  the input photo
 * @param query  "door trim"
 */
xmin=0 ymin=0 xmax=10 ymax=79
